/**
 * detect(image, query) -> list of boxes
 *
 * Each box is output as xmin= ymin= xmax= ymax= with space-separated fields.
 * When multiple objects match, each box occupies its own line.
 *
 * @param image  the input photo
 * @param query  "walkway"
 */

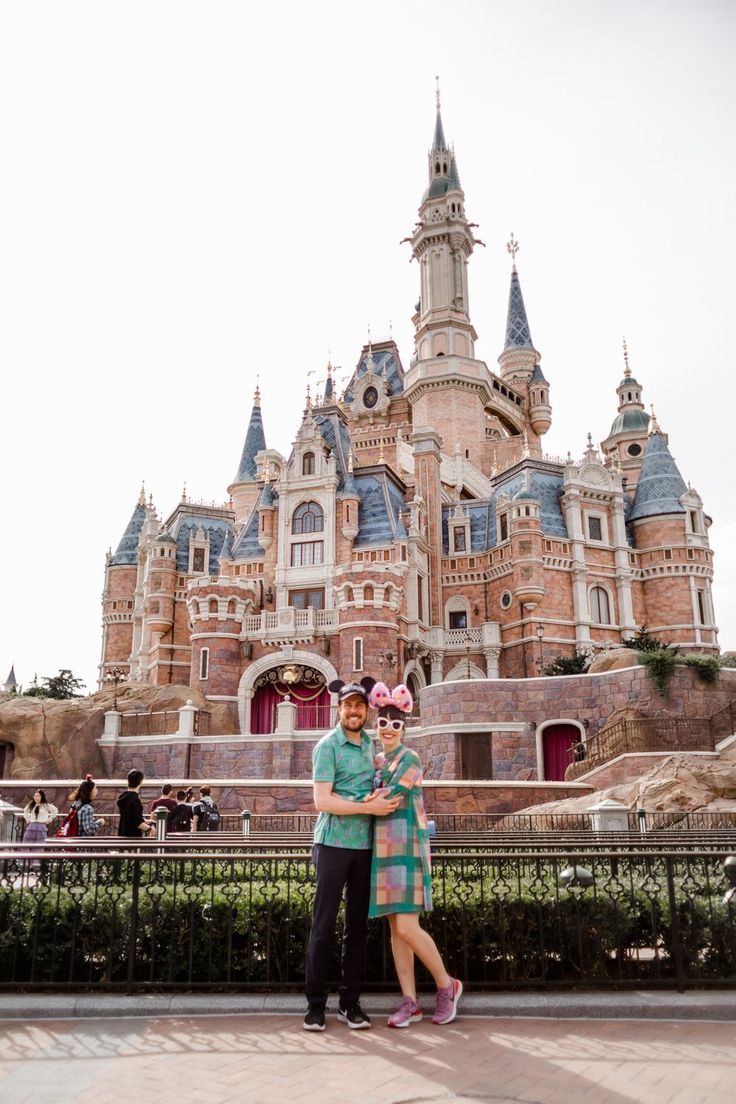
xmin=1 ymin=1006 xmax=734 ymax=1104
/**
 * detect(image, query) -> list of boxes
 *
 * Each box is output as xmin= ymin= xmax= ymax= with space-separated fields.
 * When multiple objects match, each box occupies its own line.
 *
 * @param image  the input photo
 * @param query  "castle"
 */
xmin=99 ymin=97 xmax=718 ymax=762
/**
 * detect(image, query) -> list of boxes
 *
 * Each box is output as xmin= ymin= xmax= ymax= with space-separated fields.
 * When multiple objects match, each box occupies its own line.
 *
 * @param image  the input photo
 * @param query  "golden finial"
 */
xmin=623 ymin=337 xmax=631 ymax=378
xmin=522 ymin=428 xmax=531 ymax=458
xmin=649 ymin=404 xmax=659 ymax=434
xmin=305 ymin=383 xmax=311 ymax=409
xmin=435 ymin=75 xmax=441 ymax=112
xmin=182 ymin=482 xmax=187 ymax=503
xmin=138 ymin=483 xmax=146 ymax=506
xmin=378 ymin=439 xmax=386 ymax=464
xmin=254 ymin=381 xmax=261 ymax=406
xmin=506 ymin=233 xmax=519 ymax=271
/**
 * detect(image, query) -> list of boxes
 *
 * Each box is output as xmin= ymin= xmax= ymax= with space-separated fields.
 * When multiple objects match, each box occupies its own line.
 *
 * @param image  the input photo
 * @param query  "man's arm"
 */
xmin=313 ymin=782 xmax=400 ymax=817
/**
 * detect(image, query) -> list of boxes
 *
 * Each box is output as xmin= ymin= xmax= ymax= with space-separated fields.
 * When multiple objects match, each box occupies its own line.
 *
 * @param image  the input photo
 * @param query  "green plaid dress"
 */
xmin=369 ymin=745 xmax=432 ymax=917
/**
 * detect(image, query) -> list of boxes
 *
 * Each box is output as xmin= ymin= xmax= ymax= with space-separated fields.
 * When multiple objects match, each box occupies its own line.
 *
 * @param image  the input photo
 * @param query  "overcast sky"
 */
xmin=1 ymin=0 xmax=734 ymax=693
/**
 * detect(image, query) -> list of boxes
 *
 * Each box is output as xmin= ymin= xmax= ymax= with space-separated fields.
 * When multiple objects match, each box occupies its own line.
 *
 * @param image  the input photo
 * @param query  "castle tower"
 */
xmin=403 ymin=90 xmax=498 ymax=467
xmin=99 ymin=488 xmax=147 ymax=685
xmin=144 ymin=529 xmax=178 ymax=684
xmin=629 ymin=419 xmax=717 ymax=650
xmin=228 ymin=386 xmax=266 ymax=524
xmin=497 ymin=241 xmax=551 ymax=436
xmin=601 ymin=341 xmax=650 ymax=485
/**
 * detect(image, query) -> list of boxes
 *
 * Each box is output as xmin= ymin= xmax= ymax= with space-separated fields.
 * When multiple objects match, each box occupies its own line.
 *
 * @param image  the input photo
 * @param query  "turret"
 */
xmin=510 ymin=476 xmax=545 ymax=613
xmin=340 ymin=450 xmax=360 ymax=542
xmin=228 ymin=386 xmax=266 ymax=523
xmin=601 ymin=341 xmax=650 ymax=483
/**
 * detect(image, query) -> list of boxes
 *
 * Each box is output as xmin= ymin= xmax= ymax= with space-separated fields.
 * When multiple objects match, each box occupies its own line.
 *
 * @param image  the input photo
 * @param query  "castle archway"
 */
xmin=536 ymin=719 xmax=586 ymax=781
xmin=238 ymin=651 xmax=339 ymax=734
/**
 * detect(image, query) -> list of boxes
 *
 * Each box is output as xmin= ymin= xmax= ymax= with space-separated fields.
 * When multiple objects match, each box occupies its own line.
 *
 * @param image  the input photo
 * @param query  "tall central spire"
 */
xmin=433 ymin=75 xmax=447 ymax=150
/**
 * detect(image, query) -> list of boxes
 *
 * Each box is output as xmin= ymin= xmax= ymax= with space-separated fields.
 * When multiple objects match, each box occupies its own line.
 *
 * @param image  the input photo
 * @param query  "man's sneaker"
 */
xmin=432 ymin=978 xmax=463 ymax=1025
xmin=337 ymin=1001 xmax=371 ymax=1029
xmin=387 ymin=995 xmax=423 ymax=1029
xmin=303 ymin=1006 xmax=326 ymax=1031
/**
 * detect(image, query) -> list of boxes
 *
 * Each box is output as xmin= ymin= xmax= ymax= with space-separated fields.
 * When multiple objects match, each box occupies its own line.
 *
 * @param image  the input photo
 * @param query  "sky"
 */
xmin=1 ymin=0 xmax=735 ymax=693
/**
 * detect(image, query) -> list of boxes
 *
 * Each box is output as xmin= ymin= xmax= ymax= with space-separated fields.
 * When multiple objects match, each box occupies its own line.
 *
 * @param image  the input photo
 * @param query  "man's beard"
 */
xmin=342 ymin=714 xmax=364 ymax=732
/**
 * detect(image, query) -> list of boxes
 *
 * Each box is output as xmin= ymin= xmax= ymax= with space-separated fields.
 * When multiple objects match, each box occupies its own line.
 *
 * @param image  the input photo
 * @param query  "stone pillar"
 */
xmin=177 ymin=700 xmax=197 ymax=739
xmin=429 ymin=650 xmax=444 ymax=685
xmin=483 ymin=647 xmax=501 ymax=678
xmin=275 ymin=697 xmax=297 ymax=736
xmin=103 ymin=710 xmax=121 ymax=739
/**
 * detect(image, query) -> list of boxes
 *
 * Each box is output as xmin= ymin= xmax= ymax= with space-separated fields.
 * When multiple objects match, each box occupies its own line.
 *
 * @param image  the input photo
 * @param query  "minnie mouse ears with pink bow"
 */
xmin=368 ymin=682 xmax=414 ymax=714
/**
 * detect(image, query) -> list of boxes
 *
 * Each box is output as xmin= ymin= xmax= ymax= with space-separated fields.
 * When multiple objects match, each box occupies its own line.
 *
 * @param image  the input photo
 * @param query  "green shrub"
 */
xmin=542 ymin=651 xmax=590 ymax=677
xmin=682 ymin=654 xmax=720 ymax=684
xmin=638 ymin=648 xmax=678 ymax=695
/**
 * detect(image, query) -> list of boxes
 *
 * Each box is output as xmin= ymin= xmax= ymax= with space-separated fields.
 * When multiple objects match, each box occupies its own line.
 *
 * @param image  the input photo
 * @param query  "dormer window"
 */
xmin=192 ymin=548 xmax=205 ymax=573
xmin=302 ymin=452 xmax=315 ymax=476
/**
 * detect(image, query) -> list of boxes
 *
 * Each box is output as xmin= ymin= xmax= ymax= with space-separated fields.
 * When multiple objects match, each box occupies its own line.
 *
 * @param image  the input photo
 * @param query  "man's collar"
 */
xmin=335 ymin=724 xmax=370 ymax=747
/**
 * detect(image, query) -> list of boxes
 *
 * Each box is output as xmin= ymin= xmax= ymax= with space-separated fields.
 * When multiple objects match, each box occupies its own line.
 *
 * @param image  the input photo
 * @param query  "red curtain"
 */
xmin=251 ymin=681 xmax=331 ymax=734
xmin=543 ymin=724 xmax=578 ymax=781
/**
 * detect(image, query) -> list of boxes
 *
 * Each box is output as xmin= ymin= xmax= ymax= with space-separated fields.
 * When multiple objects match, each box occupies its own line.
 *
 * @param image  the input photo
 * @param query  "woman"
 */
xmin=68 ymin=775 xmax=105 ymax=836
xmin=22 ymin=789 xmax=58 ymax=850
xmin=365 ymin=682 xmax=462 ymax=1028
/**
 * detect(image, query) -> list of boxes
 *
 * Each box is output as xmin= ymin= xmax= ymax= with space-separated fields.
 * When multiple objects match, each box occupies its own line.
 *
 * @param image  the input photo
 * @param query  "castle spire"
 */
xmin=503 ymin=238 xmax=533 ymax=350
xmin=432 ymin=75 xmax=447 ymax=150
xmin=110 ymin=491 xmax=147 ymax=566
xmin=232 ymin=387 xmax=267 ymax=483
xmin=629 ymin=424 xmax=687 ymax=521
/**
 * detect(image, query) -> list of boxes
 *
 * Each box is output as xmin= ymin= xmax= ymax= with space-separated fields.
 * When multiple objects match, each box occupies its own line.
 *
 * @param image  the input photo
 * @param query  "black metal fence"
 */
xmin=1 ymin=844 xmax=734 ymax=992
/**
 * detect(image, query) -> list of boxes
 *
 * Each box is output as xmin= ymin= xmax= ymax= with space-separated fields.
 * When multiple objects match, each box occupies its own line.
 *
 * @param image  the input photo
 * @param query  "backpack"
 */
xmin=199 ymin=799 xmax=220 ymax=831
xmin=167 ymin=806 xmax=192 ymax=833
xmin=55 ymin=806 xmax=80 ymax=838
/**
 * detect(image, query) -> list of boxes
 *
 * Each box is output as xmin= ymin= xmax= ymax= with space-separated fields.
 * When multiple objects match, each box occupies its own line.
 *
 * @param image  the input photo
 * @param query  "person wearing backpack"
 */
xmin=166 ymin=790 xmax=194 ymax=833
xmin=65 ymin=775 xmax=105 ymax=837
xmin=191 ymin=785 xmax=220 ymax=831
xmin=117 ymin=769 xmax=155 ymax=839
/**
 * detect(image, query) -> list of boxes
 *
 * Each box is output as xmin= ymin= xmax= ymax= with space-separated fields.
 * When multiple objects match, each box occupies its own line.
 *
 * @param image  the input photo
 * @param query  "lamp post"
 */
xmin=536 ymin=625 xmax=545 ymax=673
xmin=465 ymin=634 xmax=472 ymax=679
xmin=104 ymin=666 xmax=125 ymax=711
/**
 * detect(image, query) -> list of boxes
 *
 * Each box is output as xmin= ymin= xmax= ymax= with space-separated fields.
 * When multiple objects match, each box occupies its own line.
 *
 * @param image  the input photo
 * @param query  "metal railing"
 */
xmin=120 ymin=711 xmax=180 ymax=737
xmin=566 ymin=716 xmax=718 ymax=779
xmin=0 ymin=845 xmax=734 ymax=991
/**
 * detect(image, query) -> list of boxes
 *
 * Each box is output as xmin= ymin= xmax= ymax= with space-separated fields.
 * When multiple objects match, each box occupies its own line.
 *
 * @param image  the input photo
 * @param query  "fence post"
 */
xmin=637 ymin=808 xmax=647 ymax=834
xmin=103 ymin=709 xmax=121 ymax=740
xmin=126 ymin=858 xmax=142 ymax=995
xmin=665 ymin=856 xmax=687 ymax=992
xmin=241 ymin=810 xmax=251 ymax=837
xmin=177 ymin=700 xmax=197 ymax=739
xmin=155 ymin=806 xmax=168 ymax=842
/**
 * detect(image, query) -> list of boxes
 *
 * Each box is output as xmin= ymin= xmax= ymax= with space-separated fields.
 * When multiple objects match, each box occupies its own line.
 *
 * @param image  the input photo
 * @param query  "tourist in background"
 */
xmin=365 ymin=682 xmax=463 ymax=1028
xmin=167 ymin=789 xmax=194 ymax=833
xmin=69 ymin=775 xmax=105 ymax=836
xmin=117 ymin=769 xmax=154 ymax=838
xmin=22 ymin=789 xmax=58 ymax=848
xmin=191 ymin=785 xmax=220 ymax=831
xmin=149 ymin=783 xmax=177 ymax=814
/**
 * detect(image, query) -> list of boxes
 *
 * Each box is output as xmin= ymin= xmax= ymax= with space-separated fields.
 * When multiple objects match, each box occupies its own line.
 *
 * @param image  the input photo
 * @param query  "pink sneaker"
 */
xmin=432 ymin=978 xmax=463 ymax=1025
xmin=388 ymin=995 xmax=423 ymax=1028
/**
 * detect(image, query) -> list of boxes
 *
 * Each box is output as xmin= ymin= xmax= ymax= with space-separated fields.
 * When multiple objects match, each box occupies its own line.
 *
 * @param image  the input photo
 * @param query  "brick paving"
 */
xmin=0 ymin=1012 xmax=734 ymax=1104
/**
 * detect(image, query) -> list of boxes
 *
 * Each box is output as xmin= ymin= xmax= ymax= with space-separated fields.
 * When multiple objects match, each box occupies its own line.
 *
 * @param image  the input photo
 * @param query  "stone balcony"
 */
xmin=241 ymin=606 xmax=339 ymax=646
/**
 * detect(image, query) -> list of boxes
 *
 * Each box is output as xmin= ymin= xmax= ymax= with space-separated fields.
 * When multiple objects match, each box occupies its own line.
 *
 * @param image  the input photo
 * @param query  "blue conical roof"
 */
xmin=504 ymin=269 xmax=534 ymax=350
xmin=629 ymin=431 xmax=687 ymax=521
xmin=233 ymin=395 xmax=266 ymax=483
xmin=432 ymin=108 xmax=447 ymax=151
xmin=110 ymin=499 xmax=146 ymax=565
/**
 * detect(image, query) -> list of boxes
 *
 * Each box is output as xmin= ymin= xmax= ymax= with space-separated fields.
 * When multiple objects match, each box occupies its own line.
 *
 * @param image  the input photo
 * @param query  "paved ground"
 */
xmin=0 ymin=1011 xmax=734 ymax=1104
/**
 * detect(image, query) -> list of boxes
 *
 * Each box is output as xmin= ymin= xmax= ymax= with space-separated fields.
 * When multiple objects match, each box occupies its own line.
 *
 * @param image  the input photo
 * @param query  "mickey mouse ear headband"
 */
xmin=328 ymin=676 xmax=376 ymax=704
xmin=368 ymin=682 xmax=414 ymax=714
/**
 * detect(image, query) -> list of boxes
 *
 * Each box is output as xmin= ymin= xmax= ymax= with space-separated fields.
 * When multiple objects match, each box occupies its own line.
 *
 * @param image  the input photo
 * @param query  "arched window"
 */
xmin=363 ymin=584 xmax=374 ymax=603
xmin=344 ymin=585 xmax=354 ymax=604
xmin=209 ymin=598 xmax=218 ymax=615
xmin=302 ymin=452 xmax=315 ymax=476
xmin=590 ymin=586 xmax=611 ymax=625
xmin=292 ymin=502 xmax=324 ymax=535
xmin=227 ymin=598 xmax=237 ymax=615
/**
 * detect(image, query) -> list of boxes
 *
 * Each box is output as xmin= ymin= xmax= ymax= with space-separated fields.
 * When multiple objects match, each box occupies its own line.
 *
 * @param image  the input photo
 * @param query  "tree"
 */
xmin=622 ymin=626 xmax=678 ymax=654
xmin=24 ymin=669 xmax=86 ymax=699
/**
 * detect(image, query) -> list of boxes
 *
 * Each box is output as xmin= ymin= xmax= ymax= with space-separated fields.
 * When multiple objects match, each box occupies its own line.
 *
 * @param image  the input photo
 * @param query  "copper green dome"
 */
xmin=608 ymin=407 xmax=650 ymax=436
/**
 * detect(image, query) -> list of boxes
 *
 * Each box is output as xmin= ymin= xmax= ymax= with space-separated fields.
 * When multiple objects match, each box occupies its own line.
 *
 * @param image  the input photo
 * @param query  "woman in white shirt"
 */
xmin=22 ymin=789 xmax=59 ymax=846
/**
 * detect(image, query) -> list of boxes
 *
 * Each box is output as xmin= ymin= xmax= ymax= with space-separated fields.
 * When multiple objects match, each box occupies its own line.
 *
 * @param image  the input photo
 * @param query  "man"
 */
xmin=149 ymin=783 xmax=177 ymax=814
xmin=117 ymin=769 xmax=154 ymax=838
xmin=166 ymin=789 xmax=194 ymax=833
xmin=191 ymin=785 xmax=220 ymax=831
xmin=303 ymin=677 xmax=401 ymax=1032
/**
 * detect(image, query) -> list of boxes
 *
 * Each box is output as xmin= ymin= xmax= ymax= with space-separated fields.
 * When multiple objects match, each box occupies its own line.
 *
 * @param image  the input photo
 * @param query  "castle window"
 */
xmin=590 ymin=586 xmax=611 ymax=625
xmin=199 ymin=648 xmax=209 ymax=681
xmin=588 ymin=517 xmax=603 ymax=542
xmin=292 ymin=501 xmax=324 ymax=535
xmin=290 ymin=541 xmax=324 ymax=566
xmin=500 ymin=590 xmax=512 ymax=610
xmin=209 ymin=598 xmax=218 ymax=615
xmin=302 ymin=452 xmax=315 ymax=476
xmin=363 ymin=584 xmax=374 ymax=603
xmin=177 ymin=576 xmax=185 ymax=586
xmin=289 ymin=587 xmax=325 ymax=609
xmin=452 ymin=528 xmax=466 ymax=553
xmin=697 ymin=590 xmax=706 ymax=625
xmin=353 ymin=637 xmax=364 ymax=672
xmin=627 ymin=443 xmax=642 ymax=457
xmin=192 ymin=548 xmax=206 ymax=573
xmin=689 ymin=510 xmax=699 ymax=534
xmin=499 ymin=514 xmax=509 ymax=542
xmin=449 ymin=610 xmax=467 ymax=630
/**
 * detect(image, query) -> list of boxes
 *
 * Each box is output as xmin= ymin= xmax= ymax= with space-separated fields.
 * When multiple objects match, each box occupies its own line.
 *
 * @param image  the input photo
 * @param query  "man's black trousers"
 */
xmin=305 ymin=843 xmax=372 ymax=1010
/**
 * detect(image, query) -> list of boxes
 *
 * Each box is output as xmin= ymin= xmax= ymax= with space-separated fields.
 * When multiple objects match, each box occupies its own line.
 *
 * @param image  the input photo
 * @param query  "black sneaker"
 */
xmin=337 ymin=1001 xmax=371 ymax=1029
xmin=303 ymin=1006 xmax=326 ymax=1032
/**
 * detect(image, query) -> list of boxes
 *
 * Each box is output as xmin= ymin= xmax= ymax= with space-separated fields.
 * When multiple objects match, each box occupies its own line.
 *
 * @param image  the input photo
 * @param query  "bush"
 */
xmin=682 ymin=654 xmax=720 ymax=684
xmin=638 ymin=648 xmax=678 ymax=695
xmin=623 ymin=627 xmax=678 ymax=654
xmin=542 ymin=651 xmax=590 ymax=677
